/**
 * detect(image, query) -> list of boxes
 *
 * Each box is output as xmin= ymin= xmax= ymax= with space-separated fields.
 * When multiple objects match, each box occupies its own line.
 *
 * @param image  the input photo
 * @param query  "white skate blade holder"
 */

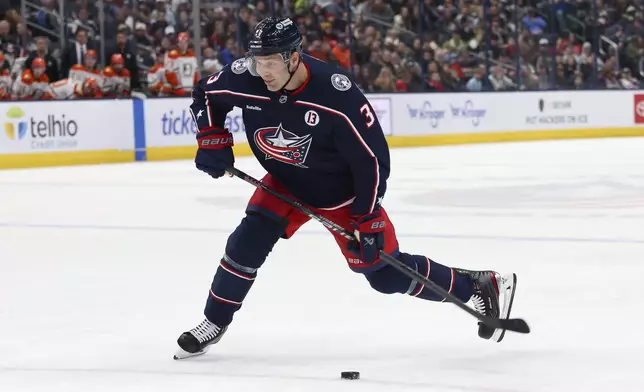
xmin=491 ymin=273 xmax=518 ymax=342
xmin=174 ymin=347 xmax=209 ymax=360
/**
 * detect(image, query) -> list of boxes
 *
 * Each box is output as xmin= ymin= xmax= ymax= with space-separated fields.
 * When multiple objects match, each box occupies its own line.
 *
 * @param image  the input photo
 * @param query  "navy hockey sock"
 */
xmin=204 ymin=212 xmax=285 ymax=326
xmin=364 ymin=252 xmax=473 ymax=302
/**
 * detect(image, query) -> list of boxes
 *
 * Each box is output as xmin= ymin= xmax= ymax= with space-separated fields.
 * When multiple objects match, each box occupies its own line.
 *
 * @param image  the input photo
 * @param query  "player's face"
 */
xmin=33 ymin=67 xmax=44 ymax=77
xmin=254 ymin=54 xmax=289 ymax=91
xmin=178 ymin=40 xmax=188 ymax=52
xmin=85 ymin=57 xmax=96 ymax=68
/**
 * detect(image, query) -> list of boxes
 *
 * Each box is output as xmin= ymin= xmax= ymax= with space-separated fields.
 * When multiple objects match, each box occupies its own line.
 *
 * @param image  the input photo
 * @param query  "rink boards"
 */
xmin=1 ymin=90 xmax=644 ymax=169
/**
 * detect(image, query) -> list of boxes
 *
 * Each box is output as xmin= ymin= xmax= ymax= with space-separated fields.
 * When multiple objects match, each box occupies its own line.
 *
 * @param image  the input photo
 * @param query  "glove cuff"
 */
xmin=350 ymin=210 xmax=386 ymax=233
xmin=197 ymin=128 xmax=234 ymax=149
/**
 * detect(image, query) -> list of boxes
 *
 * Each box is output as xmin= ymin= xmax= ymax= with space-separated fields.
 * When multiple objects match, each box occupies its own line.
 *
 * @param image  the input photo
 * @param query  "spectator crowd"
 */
xmin=0 ymin=0 xmax=642 ymax=100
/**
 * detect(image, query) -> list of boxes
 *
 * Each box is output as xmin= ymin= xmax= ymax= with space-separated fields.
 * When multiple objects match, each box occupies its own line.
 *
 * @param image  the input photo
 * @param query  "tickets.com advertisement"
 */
xmin=144 ymin=98 xmax=247 ymax=148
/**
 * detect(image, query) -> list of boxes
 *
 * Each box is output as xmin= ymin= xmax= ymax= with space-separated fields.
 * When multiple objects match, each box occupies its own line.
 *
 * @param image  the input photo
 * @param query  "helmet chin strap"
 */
xmin=278 ymin=53 xmax=302 ymax=92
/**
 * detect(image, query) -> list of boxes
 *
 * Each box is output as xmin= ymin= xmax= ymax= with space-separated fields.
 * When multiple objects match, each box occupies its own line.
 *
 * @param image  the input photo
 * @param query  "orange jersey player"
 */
xmin=12 ymin=57 xmax=50 ymax=100
xmin=103 ymin=53 xmax=131 ymax=98
xmin=0 ymin=53 xmax=11 ymax=100
xmin=165 ymin=32 xmax=199 ymax=96
xmin=69 ymin=50 xmax=104 ymax=86
xmin=48 ymin=77 xmax=102 ymax=100
xmin=147 ymin=52 xmax=172 ymax=96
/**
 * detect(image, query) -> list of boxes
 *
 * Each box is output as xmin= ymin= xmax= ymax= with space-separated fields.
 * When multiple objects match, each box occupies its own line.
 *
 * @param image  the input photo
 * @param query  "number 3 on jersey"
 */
xmin=359 ymin=103 xmax=375 ymax=128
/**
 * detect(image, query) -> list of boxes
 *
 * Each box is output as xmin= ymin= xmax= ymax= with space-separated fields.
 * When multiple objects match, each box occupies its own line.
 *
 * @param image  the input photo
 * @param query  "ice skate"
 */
xmin=457 ymin=269 xmax=518 ymax=342
xmin=173 ymin=319 xmax=228 ymax=360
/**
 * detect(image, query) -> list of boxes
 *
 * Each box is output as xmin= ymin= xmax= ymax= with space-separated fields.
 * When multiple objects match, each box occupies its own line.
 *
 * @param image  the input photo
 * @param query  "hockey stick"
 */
xmin=226 ymin=167 xmax=530 ymax=335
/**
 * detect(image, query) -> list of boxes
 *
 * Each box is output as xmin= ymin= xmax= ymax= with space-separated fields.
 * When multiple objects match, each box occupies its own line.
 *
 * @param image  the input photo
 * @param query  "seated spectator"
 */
xmin=620 ymin=68 xmax=640 ymax=89
xmin=466 ymin=69 xmax=484 ymax=92
xmin=202 ymin=47 xmax=223 ymax=76
xmin=522 ymin=9 xmax=547 ymax=35
xmin=489 ymin=66 xmax=515 ymax=91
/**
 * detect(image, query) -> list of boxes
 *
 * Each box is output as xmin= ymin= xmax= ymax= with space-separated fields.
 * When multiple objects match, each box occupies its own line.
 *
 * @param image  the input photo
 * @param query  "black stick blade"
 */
xmin=481 ymin=317 xmax=530 ymax=334
xmin=498 ymin=318 xmax=530 ymax=334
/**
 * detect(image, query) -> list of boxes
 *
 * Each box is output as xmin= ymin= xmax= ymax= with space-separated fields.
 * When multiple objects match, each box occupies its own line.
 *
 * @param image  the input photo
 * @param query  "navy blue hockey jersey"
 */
xmin=189 ymin=55 xmax=390 ymax=217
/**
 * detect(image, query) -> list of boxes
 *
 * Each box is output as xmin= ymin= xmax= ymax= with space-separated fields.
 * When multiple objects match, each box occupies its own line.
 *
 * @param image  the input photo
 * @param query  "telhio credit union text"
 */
xmin=160 ymin=108 xmax=245 ymax=136
xmin=3 ymin=106 xmax=79 ymax=150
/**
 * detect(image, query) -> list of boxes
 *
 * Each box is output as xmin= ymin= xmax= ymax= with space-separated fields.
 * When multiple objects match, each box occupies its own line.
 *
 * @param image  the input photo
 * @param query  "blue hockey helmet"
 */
xmin=246 ymin=17 xmax=302 ymax=77
xmin=247 ymin=17 xmax=302 ymax=58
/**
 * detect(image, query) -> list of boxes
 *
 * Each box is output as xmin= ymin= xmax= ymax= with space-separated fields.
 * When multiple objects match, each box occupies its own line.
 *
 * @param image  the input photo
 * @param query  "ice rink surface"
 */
xmin=1 ymin=137 xmax=643 ymax=392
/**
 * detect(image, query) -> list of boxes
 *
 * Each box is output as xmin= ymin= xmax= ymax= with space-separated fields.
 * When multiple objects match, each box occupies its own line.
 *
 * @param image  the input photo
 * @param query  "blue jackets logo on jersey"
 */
xmin=254 ymin=124 xmax=312 ymax=168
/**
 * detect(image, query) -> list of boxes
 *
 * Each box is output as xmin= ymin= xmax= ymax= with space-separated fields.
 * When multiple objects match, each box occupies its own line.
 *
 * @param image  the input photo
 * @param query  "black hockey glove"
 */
xmin=347 ymin=210 xmax=386 ymax=264
xmin=195 ymin=128 xmax=235 ymax=179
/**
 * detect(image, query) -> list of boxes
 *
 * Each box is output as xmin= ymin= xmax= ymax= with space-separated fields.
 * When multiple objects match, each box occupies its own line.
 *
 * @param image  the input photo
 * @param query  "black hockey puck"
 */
xmin=341 ymin=371 xmax=360 ymax=380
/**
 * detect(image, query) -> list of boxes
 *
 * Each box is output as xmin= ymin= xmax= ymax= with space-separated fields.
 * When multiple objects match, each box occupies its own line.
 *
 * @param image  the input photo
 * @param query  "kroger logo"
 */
xmin=449 ymin=100 xmax=487 ymax=126
xmin=406 ymin=101 xmax=445 ymax=128
xmin=4 ymin=107 xmax=28 ymax=140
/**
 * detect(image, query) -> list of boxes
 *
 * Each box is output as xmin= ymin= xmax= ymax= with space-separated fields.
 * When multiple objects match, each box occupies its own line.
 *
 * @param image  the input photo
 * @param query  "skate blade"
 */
xmin=491 ymin=273 xmax=517 ymax=343
xmin=173 ymin=347 xmax=209 ymax=360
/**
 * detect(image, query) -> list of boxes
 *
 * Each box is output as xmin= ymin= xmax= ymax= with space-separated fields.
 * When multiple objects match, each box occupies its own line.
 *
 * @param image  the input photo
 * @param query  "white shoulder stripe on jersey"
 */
xmin=206 ymin=90 xmax=271 ymax=101
xmin=294 ymin=99 xmax=379 ymax=214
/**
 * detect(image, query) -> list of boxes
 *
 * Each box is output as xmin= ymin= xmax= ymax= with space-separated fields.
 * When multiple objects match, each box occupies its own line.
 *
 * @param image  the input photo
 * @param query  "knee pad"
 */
xmin=364 ymin=264 xmax=411 ymax=294
xmin=225 ymin=211 xmax=286 ymax=270
xmin=206 ymin=212 xmax=286 ymax=326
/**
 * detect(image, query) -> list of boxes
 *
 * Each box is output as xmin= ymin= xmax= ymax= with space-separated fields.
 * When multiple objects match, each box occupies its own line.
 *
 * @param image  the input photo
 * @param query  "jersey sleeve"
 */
xmin=189 ymin=68 xmax=235 ymax=133
xmin=331 ymin=87 xmax=390 ymax=217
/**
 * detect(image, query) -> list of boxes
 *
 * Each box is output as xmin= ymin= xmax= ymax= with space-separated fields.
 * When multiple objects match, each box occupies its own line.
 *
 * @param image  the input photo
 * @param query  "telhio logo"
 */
xmin=161 ymin=109 xmax=245 ymax=135
xmin=3 ymin=106 xmax=78 ymax=149
xmin=4 ymin=107 xmax=28 ymax=140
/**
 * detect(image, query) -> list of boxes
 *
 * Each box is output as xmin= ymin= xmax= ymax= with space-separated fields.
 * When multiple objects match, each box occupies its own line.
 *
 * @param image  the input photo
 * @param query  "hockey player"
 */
xmin=147 ymin=51 xmax=172 ymax=97
xmin=0 ymin=53 xmax=11 ymax=100
xmin=174 ymin=17 xmax=518 ymax=359
xmin=165 ymin=32 xmax=199 ymax=96
xmin=11 ymin=57 xmax=49 ymax=100
xmin=68 ymin=49 xmax=104 ymax=86
xmin=47 ymin=77 xmax=102 ymax=100
xmin=102 ymin=53 xmax=130 ymax=98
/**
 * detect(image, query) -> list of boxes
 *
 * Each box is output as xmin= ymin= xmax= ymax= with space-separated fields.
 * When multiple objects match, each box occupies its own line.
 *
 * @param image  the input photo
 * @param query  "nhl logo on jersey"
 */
xmin=279 ymin=95 xmax=288 ymax=104
xmin=254 ymin=124 xmax=312 ymax=168
xmin=331 ymin=74 xmax=352 ymax=91
xmin=231 ymin=58 xmax=248 ymax=74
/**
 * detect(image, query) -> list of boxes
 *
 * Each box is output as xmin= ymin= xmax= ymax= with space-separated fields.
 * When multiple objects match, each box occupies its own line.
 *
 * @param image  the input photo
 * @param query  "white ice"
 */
xmin=1 ymin=137 xmax=643 ymax=392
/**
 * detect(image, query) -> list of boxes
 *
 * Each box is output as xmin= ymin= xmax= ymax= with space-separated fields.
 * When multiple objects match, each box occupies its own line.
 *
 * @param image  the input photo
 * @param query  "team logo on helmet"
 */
xmin=275 ymin=19 xmax=293 ymax=30
xmin=254 ymin=124 xmax=312 ymax=168
xmin=331 ymin=74 xmax=352 ymax=91
xmin=231 ymin=58 xmax=248 ymax=74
